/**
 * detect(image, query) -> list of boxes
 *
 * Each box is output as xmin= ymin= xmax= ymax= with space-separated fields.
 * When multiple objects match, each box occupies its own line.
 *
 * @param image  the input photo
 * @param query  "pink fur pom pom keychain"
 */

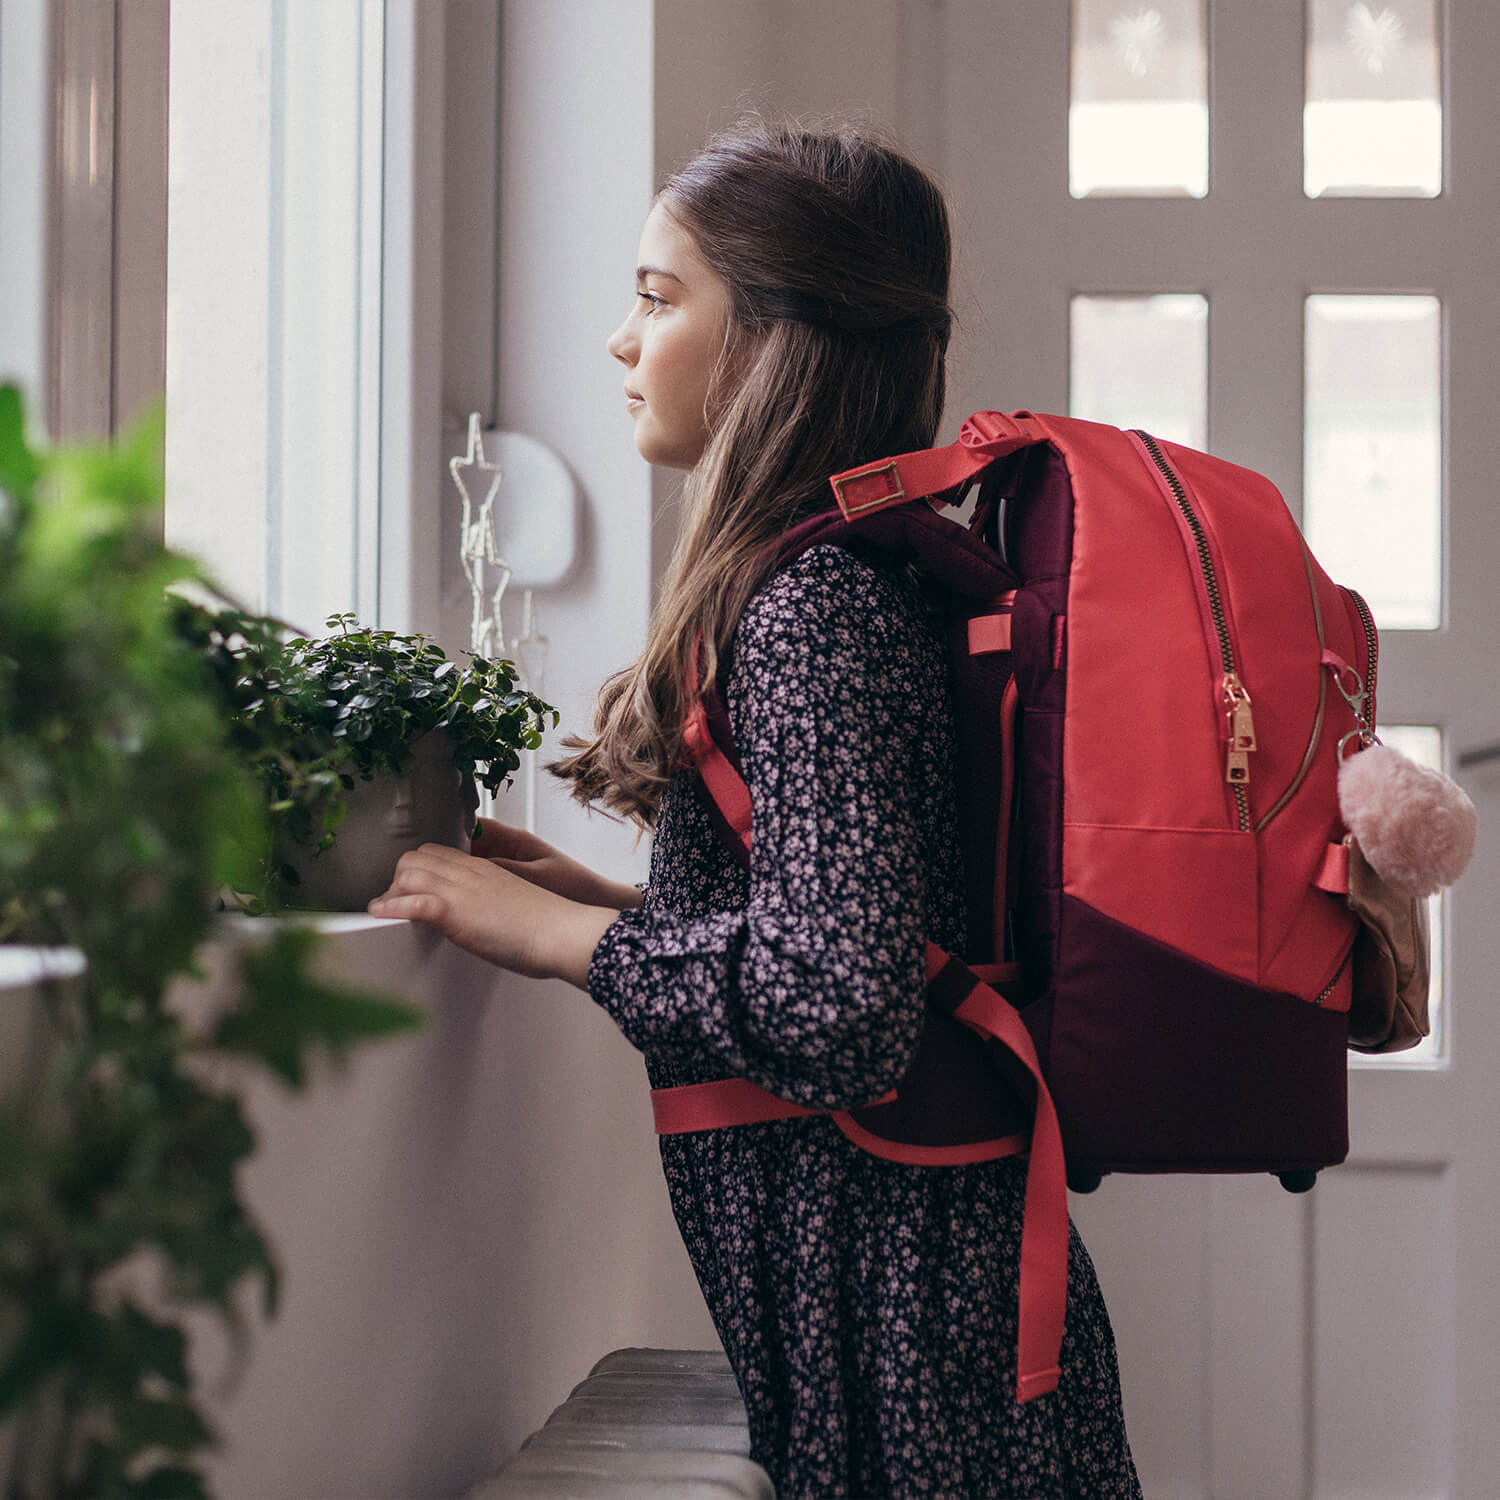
xmin=1338 ymin=743 xmax=1477 ymax=897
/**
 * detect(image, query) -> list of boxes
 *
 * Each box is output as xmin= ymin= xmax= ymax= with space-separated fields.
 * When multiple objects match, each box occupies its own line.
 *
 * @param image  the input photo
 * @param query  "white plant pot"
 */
xmin=276 ymin=731 xmax=478 ymax=912
xmin=0 ymin=949 xmax=83 ymax=1496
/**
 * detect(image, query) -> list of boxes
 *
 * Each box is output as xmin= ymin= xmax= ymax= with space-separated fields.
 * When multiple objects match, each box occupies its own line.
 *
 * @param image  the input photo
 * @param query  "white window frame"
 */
xmin=163 ymin=0 xmax=454 ymax=638
xmin=0 ymin=0 xmax=54 ymax=413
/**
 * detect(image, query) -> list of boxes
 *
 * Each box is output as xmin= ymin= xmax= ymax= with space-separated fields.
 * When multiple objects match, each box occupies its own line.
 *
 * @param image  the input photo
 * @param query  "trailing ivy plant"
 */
xmin=172 ymin=605 xmax=556 ymax=908
xmin=0 ymin=386 xmax=425 ymax=1499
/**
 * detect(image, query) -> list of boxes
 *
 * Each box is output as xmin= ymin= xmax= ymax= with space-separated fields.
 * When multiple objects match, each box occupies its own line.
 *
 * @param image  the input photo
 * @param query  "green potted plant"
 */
xmin=0 ymin=386 xmax=425 ymax=1499
xmin=177 ymin=607 xmax=556 ymax=912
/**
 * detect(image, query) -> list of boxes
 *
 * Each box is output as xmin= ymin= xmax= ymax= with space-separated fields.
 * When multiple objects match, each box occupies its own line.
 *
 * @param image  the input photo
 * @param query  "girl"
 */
xmin=369 ymin=120 xmax=1140 ymax=1500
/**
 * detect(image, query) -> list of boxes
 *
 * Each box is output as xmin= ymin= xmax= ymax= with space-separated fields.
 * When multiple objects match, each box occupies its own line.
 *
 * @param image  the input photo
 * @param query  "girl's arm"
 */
xmin=583 ymin=548 xmax=950 ymax=1109
xmin=470 ymin=817 xmax=645 ymax=910
xmin=368 ymin=844 xmax=624 ymax=990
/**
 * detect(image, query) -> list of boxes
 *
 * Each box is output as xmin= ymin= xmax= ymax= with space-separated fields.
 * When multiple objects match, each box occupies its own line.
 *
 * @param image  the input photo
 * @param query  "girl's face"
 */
xmin=607 ymin=201 xmax=733 ymax=470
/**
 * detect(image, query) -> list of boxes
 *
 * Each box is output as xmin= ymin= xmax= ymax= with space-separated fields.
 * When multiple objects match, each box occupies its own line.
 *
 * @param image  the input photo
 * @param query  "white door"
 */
xmin=939 ymin=2 xmax=1500 ymax=1494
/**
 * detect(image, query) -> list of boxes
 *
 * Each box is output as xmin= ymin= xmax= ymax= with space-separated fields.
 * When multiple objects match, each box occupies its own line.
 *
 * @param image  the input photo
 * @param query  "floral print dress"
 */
xmin=588 ymin=545 xmax=1141 ymax=1499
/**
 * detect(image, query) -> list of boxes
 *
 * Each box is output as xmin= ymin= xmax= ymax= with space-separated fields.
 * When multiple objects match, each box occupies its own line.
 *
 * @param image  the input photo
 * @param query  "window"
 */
xmin=1303 ymin=294 xmax=1442 ymax=630
xmin=164 ymin=0 xmax=385 ymax=632
xmin=0 ymin=0 xmax=56 ymax=414
xmin=1305 ymin=0 xmax=1442 ymax=198
xmin=1070 ymin=293 xmax=1208 ymax=446
xmin=1070 ymin=0 xmax=1209 ymax=198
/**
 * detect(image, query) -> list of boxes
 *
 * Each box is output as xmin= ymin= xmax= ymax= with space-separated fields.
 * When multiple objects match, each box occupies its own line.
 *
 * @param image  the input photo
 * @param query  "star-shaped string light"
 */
xmin=448 ymin=413 xmax=511 ymax=661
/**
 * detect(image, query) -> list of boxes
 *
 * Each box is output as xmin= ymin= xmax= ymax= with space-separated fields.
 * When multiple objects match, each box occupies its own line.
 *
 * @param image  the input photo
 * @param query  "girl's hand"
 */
xmin=367 ymin=843 xmax=620 ymax=990
xmin=469 ymin=816 xmax=644 ymax=910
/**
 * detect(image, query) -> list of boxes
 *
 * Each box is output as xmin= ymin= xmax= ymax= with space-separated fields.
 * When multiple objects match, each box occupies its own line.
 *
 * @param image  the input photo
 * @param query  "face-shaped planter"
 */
xmin=275 ymin=731 xmax=479 ymax=911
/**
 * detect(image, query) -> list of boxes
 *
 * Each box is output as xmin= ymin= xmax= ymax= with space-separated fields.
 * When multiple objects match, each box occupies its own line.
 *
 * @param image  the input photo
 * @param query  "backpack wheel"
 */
xmin=1277 ymin=1170 xmax=1319 ymax=1193
xmin=1067 ymin=1169 xmax=1105 ymax=1194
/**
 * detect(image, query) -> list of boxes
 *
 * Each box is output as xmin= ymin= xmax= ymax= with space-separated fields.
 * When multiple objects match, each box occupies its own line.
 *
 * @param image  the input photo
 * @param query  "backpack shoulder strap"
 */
xmin=829 ymin=410 xmax=1047 ymax=519
xmin=682 ymin=633 xmax=753 ymax=867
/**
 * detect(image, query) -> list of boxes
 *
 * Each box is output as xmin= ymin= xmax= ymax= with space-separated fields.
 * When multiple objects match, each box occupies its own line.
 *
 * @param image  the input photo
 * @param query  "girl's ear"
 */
xmin=704 ymin=324 xmax=751 ymax=420
xmin=699 ymin=333 xmax=741 ymax=429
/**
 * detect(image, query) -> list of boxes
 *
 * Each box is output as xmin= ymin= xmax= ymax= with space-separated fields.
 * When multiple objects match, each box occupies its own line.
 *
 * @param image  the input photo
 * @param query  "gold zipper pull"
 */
xmin=1230 ymin=698 xmax=1257 ymax=752
xmin=1222 ymin=673 xmax=1257 ymax=782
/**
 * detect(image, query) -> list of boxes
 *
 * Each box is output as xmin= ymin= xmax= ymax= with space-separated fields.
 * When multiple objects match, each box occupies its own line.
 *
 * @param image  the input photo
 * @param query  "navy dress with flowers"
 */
xmin=588 ymin=545 xmax=1140 ymax=1499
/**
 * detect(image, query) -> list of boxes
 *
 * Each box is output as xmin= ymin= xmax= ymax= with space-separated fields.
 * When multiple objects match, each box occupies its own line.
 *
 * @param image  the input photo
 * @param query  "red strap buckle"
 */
xmin=958 ymin=410 xmax=1035 ymax=455
xmin=831 ymin=459 xmax=906 ymax=519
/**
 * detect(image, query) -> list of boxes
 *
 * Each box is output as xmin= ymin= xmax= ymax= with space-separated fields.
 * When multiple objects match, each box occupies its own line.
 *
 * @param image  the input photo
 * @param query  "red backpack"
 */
xmin=650 ymin=410 xmax=1378 ymax=1404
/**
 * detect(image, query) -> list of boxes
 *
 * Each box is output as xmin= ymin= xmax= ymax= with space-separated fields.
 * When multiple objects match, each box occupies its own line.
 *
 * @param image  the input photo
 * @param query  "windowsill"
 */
xmin=169 ymin=909 xmax=453 ymax=1025
xmin=0 ymin=911 xmax=420 ymax=997
xmin=2 ymin=910 xmax=480 ymax=1103
xmin=0 ymin=945 xmax=87 ymax=994
xmin=214 ymin=909 xmax=411 ymax=938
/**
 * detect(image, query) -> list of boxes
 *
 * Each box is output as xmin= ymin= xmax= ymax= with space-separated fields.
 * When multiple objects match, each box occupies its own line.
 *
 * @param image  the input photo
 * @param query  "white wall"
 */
xmin=183 ymin=917 xmax=712 ymax=1500
xmin=475 ymin=0 xmax=725 ymax=1443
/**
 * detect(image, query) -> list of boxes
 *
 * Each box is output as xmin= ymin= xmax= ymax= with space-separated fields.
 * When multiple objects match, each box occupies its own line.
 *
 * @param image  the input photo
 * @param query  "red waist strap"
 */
xmin=652 ymin=1078 xmax=897 ymax=1133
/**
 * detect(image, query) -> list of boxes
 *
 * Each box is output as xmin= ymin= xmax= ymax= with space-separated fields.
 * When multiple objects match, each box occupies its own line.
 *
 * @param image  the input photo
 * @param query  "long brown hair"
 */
xmin=552 ymin=119 xmax=953 ymax=829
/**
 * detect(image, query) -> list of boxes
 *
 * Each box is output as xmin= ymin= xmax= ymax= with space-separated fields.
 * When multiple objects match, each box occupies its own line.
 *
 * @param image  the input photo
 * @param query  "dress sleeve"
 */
xmin=586 ymin=547 xmax=934 ymax=1109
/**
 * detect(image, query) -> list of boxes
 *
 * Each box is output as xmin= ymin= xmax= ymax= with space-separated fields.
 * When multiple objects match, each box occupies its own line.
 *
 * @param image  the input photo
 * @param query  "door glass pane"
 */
xmin=1071 ymin=0 xmax=1208 ymax=198
xmin=1303 ymin=295 xmax=1441 ymax=630
xmin=1305 ymin=0 xmax=1442 ymax=197
xmin=1070 ymin=294 xmax=1207 ymax=448
xmin=1350 ymin=724 xmax=1445 ymax=1066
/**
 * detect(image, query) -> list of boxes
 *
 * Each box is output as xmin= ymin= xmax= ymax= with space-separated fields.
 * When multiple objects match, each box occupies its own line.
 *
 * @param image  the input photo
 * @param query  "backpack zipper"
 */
xmin=1131 ymin=430 xmax=1254 ymax=832
xmin=1315 ymin=938 xmax=1353 ymax=1007
xmin=1344 ymin=586 xmax=1379 ymax=730
xmin=1253 ymin=541 xmax=1328 ymax=834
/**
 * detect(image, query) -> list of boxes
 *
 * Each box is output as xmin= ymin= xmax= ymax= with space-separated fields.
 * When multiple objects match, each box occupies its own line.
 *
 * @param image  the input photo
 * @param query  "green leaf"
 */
xmin=115 ymin=1393 xmax=215 ymax=1455
xmin=111 ymin=1305 xmax=190 ymax=1393
xmin=0 ymin=1299 xmax=97 ymax=1415
xmin=0 ymin=382 xmax=41 ymax=499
